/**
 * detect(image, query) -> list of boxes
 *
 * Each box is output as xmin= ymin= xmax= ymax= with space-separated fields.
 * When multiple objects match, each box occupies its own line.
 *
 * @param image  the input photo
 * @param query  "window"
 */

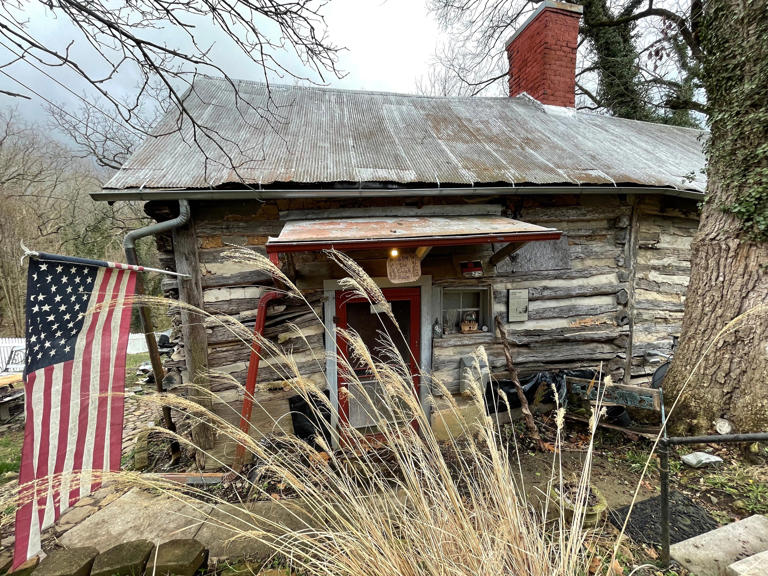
xmin=441 ymin=287 xmax=490 ymax=335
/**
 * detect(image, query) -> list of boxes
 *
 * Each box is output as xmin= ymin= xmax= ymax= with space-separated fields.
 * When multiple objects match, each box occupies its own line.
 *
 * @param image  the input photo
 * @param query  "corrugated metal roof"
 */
xmin=102 ymin=76 xmax=707 ymax=195
xmin=268 ymin=215 xmax=559 ymax=252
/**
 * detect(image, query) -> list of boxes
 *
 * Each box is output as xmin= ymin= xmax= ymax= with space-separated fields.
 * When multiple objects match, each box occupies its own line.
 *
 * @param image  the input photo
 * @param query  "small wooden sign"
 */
xmin=507 ymin=289 xmax=529 ymax=322
xmin=387 ymin=254 xmax=421 ymax=283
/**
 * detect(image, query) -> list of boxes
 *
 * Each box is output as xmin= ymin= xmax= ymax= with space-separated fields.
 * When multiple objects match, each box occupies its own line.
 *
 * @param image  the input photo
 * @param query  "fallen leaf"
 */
xmin=588 ymin=556 xmax=602 ymax=574
xmin=608 ymin=559 xmax=624 ymax=576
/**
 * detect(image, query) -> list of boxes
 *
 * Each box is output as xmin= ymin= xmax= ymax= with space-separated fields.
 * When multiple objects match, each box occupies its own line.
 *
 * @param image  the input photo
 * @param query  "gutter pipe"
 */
xmin=94 ymin=185 xmax=706 ymax=203
xmin=124 ymin=199 xmax=192 ymax=458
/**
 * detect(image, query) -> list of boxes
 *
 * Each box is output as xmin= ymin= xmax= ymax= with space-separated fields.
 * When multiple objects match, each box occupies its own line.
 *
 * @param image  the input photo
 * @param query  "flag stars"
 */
xmin=74 ymin=276 xmax=81 ymax=284
xmin=64 ymin=346 xmax=71 ymax=353
xmin=62 ymin=276 xmax=68 ymax=283
xmin=55 ymin=265 xmax=63 ymax=273
xmin=46 ymin=314 xmax=55 ymax=322
xmin=46 ymin=275 xmax=53 ymax=283
xmin=39 ymin=263 xmax=47 ymax=271
xmin=41 ymin=304 xmax=51 ymax=312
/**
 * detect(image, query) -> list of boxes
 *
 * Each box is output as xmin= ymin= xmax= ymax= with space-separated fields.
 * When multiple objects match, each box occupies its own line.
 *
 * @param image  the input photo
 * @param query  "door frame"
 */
xmin=335 ymin=286 xmax=421 ymax=430
xmin=323 ymin=276 xmax=433 ymax=448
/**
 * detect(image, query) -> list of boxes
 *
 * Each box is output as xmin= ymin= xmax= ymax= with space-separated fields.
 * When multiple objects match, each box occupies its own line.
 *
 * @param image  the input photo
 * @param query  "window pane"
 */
xmin=443 ymin=291 xmax=462 ymax=309
xmin=461 ymin=291 xmax=480 ymax=309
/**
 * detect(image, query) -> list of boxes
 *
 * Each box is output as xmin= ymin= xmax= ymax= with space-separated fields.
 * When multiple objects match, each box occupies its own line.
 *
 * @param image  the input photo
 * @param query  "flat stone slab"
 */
xmin=59 ymin=488 xmax=214 ymax=552
xmin=33 ymin=547 xmax=98 ymax=576
xmin=91 ymin=540 xmax=155 ymax=576
xmin=149 ymin=539 xmax=207 ymax=576
xmin=671 ymin=514 xmax=768 ymax=576
xmin=727 ymin=549 xmax=768 ymax=576
xmin=194 ymin=499 xmax=313 ymax=560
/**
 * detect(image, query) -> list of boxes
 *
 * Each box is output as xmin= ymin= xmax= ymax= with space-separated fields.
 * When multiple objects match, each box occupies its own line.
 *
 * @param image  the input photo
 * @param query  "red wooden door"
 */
xmin=335 ymin=287 xmax=421 ymax=435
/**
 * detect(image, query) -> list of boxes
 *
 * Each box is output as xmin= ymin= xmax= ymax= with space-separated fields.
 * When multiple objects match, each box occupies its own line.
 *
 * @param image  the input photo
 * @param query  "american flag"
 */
xmin=14 ymin=254 xmax=137 ymax=567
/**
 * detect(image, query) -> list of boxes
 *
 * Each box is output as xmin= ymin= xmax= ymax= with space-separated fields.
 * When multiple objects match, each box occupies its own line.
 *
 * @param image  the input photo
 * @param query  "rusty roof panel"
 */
xmin=269 ymin=215 xmax=558 ymax=245
xmin=102 ymin=77 xmax=706 ymax=194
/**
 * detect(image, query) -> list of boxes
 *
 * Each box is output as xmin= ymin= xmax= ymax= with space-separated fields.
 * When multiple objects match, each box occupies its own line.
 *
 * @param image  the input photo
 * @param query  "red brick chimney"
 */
xmin=505 ymin=0 xmax=583 ymax=107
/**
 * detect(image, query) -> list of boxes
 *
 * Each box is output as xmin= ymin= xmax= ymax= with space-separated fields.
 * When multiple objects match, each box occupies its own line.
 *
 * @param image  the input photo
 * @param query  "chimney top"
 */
xmin=504 ymin=1 xmax=583 ymax=49
xmin=505 ymin=0 xmax=583 ymax=108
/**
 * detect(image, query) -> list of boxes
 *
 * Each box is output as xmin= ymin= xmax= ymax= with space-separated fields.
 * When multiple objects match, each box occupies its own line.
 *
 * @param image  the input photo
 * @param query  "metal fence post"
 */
xmin=659 ymin=387 xmax=671 ymax=568
xmin=660 ymin=437 xmax=671 ymax=567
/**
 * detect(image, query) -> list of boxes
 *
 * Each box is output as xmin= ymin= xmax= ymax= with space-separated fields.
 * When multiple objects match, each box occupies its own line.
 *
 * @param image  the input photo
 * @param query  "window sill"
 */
xmin=433 ymin=332 xmax=495 ymax=348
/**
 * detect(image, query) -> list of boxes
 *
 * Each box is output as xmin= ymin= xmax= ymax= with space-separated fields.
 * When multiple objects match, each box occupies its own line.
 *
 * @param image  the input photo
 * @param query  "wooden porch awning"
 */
xmin=266 ymin=216 xmax=561 ymax=253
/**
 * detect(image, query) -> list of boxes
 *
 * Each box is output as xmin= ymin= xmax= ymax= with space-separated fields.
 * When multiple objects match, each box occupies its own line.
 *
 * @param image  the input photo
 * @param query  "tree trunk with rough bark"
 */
xmin=663 ymin=0 xmax=768 ymax=435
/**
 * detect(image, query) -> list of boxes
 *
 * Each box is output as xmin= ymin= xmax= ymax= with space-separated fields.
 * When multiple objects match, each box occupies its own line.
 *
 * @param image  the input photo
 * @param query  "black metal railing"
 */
xmin=658 ymin=422 xmax=768 ymax=566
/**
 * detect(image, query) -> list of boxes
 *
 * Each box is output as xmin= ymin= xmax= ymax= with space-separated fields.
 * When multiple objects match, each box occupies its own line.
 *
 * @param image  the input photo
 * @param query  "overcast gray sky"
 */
xmin=0 ymin=0 xmax=448 ymax=126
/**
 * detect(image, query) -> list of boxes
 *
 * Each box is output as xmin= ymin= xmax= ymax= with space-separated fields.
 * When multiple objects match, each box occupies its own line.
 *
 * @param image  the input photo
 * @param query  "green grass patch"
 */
xmin=704 ymin=465 xmax=768 ymax=515
xmin=125 ymin=351 xmax=151 ymax=388
xmin=0 ymin=428 xmax=24 ymax=481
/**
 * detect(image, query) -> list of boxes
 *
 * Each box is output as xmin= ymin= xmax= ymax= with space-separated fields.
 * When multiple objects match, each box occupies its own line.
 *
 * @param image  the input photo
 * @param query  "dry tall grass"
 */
xmin=2 ymin=249 xmax=652 ymax=575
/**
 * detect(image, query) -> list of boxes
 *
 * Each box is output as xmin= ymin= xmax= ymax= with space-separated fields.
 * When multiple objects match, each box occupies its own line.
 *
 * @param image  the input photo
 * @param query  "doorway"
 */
xmin=334 ymin=287 xmax=421 ymax=434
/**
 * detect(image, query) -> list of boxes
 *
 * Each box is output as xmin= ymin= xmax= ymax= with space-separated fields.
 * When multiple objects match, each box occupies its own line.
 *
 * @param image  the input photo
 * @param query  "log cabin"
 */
xmin=92 ymin=1 xmax=706 ymax=467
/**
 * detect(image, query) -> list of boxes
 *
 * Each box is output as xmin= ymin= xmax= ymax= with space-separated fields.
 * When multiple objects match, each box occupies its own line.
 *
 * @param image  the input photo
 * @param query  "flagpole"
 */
xmin=20 ymin=242 xmax=191 ymax=279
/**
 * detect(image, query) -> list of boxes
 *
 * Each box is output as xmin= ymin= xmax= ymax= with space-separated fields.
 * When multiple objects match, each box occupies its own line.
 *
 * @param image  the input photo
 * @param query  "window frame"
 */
xmin=439 ymin=285 xmax=492 ymax=336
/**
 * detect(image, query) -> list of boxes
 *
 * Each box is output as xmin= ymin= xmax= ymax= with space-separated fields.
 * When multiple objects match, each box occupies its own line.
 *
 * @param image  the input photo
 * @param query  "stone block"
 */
xmin=194 ymin=499 xmax=314 ymax=560
xmin=671 ymin=515 xmax=768 ymax=576
xmin=149 ymin=540 xmax=207 ymax=576
xmin=431 ymin=396 xmax=486 ymax=442
xmin=91 ymin=540 xmax=155 ymax=576
xmin=727 ymin=549 xmax=768 ymax=576
xmin=33 ymin=547 xmax=98 ymax=576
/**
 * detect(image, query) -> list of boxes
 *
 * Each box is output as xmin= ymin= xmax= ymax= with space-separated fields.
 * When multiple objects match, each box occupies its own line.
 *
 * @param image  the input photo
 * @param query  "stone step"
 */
xmin=727 ymin=549 xmax=768 ymax=576
xmin=671 ymin=515 xmax=768 ymax=576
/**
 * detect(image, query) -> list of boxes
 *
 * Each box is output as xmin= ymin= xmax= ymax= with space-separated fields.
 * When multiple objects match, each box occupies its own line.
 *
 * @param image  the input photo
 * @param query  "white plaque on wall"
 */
xmin=387 ymin=254 xmax=421 ymax=283
xmin=507 ymin=289 xmax=529 ymax=322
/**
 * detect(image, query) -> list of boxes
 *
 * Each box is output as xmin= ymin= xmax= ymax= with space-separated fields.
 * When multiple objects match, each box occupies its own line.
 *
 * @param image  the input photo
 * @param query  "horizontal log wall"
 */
xmin=629 ymin=196 xmax=699 ymax=385
xmin=149 ymin=193 xmax=699 ymax=465
xmin=432 ymin=195 xmax=634 ymax=393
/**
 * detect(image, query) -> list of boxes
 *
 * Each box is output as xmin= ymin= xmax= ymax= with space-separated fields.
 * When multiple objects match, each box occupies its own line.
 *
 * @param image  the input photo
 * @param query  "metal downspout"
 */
xmin=124 ymin=199 xmax=191 ymax=458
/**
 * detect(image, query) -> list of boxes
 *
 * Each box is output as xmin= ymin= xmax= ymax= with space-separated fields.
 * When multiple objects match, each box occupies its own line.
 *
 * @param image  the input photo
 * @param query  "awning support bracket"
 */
xmin=488 ymin=241 xmax=528 ymax=267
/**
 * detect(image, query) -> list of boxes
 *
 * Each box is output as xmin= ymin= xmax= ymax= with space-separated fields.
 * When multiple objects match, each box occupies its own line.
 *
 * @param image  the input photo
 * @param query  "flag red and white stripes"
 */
xmin=14 ymin=257 xmax=136 ymax=567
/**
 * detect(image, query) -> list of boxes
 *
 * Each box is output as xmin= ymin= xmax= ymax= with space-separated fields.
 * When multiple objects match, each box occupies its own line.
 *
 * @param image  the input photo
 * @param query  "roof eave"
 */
xmin=92 ymin=185 xmax=706 ymax=203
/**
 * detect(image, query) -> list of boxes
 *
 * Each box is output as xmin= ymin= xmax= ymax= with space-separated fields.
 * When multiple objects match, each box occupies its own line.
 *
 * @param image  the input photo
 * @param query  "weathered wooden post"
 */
xmin=172 ymin=215 xmax=215 ymax=467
